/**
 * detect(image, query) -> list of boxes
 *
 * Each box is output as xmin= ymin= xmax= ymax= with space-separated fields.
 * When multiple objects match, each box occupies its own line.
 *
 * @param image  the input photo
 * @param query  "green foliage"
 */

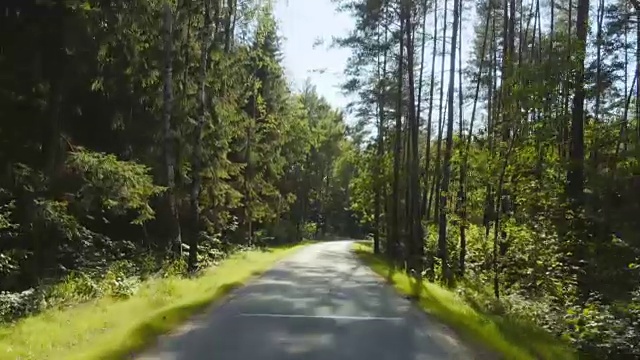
xmin=0 ymin=244 xmax=305 ymax=360
xmin=67 ymin=149 xmax=165 ymax=224
xmin=354 ymin=242 xmax=576 ymax=360
xmin=0 ymin=289 xmax=41 ymax=324
xmin=0 ymin=0 xmax=359 ymax=329
xmin=564 ymin=292 xmax=640 ymax=359
xmin=302 ymin=221 xmax=318 ymax=239
xmin=334 ymin=0 xmax=640 ymax=357
xmin=46 ymin=272 xmax=103 ymax=306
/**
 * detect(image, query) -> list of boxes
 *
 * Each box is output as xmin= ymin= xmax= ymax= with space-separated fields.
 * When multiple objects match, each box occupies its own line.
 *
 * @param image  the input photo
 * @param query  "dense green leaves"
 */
xmin=67 ymin=149 xmax=164 ymax=224
xmin=335 ymin=0 xmax=640 ymax=357
xmin=0 ymin=0 xmax=361 ymax=324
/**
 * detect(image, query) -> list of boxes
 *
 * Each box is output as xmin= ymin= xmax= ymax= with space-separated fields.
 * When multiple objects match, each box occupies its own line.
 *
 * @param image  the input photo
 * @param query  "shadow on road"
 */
xmin=137 ymin=241 xmax=472 ymax=360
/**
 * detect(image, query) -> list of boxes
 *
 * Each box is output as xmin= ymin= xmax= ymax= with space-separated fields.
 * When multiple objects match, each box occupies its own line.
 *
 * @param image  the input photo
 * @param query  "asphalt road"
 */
xmin=137 ymin=240 xmax=480 ymax=360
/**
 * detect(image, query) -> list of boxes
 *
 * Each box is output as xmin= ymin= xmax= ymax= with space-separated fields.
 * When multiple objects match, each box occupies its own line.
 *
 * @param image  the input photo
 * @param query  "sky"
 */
xmin=273 ymin=0 xmax=478 ymax=125
xmin=273 ymin=0 xmax=356 ymax=113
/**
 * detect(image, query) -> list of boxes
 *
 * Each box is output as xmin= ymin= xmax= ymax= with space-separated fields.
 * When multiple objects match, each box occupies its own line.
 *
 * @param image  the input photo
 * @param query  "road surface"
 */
xmin=137 ymin=240 xmax=482 ymax=360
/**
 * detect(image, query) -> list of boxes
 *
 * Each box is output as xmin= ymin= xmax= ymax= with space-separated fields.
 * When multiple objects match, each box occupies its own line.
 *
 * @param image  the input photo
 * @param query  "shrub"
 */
xmin=0 ymin=289 xmax=42 ymax=323
xmin=46 ymin=272 xmax=102 ymax=307
xmin=564 ymin=292 xmax=640 ymax=359
xmin=302 ymin=221 xmax=318 ymax=240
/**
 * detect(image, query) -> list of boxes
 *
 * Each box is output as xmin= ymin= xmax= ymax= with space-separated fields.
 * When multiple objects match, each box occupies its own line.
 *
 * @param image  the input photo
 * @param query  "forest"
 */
xmin=0 ymin=0 xmax=639 ymax=359
xmin=334 ymin=0 xmax=639 ymax=357
xmin=0 ymin=0 xmax=362 ymax=330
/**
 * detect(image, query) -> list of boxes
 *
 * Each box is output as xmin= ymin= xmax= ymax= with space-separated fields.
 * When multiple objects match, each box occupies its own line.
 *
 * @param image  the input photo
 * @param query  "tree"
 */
xmin=336 ymin=0 xmax=640 ymax=356
xmin=0 ymin=0 xmax=361 ymax=320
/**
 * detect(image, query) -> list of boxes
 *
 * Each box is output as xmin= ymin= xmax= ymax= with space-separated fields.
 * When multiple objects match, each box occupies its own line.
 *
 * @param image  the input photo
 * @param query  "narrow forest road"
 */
xmin=137 ymin=240 xmax=480 ymax=360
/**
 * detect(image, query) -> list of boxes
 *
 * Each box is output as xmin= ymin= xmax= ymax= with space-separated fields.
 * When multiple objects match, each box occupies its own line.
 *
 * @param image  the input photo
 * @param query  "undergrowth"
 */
xmin=0 ymin=242 xmax=306 ymax=360
xmin=353 ymin=241 xmax=577 ymax=360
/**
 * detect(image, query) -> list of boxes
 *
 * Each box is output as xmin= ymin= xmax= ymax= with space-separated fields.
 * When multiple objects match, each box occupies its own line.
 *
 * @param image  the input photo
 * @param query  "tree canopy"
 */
xmin=334 ymin=0 xmax=639 ymax=357
xmin=1 ymin=0 xmax=639 ymax=358
xmin=0 ymin=0 xmax=362 ymax=320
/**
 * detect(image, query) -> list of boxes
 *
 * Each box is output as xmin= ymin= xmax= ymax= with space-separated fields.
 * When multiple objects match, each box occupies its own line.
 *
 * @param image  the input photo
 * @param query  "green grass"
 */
xmin=353 ymin=241 xmax=577 ymax=360
xmin=0 ymin=243 xmax=307 ymax=360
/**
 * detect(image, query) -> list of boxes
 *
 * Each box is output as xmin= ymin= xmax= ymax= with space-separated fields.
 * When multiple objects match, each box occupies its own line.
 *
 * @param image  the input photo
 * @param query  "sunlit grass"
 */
xmin=0 ymin=243 xmax=306 ymax=360
xmin=353 ymin=241 xmax=576 ymax=360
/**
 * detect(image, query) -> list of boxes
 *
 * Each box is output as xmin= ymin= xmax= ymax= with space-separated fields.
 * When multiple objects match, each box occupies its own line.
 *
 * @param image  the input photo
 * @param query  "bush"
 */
xmin=0 ymin=289 xmax=42 ymax=323
xmin=106 ymin=276 xmax=140 ymax=299
xmin=0 ymin=258 xmax=151 ymax=323
xmin=101 ymin=261 xmax=140 ymax=299
xmin=564 ymin=291 xmax=640 ymax=359
xmin=302 ymin=221 xmax=318 ymax=240
xmin=160 ymin=258 xmax=188 ymax=278
xmin=456 ymin=280 xmax=640 ymax=360
xmin=46 ymin=272 xmax=102 ymax=307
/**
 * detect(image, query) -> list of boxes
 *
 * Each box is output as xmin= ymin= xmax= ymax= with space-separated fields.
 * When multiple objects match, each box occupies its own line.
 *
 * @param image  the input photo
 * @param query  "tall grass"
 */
xmin=0 ymin=244 xmax=305 ymax=360
xmin=353 ymin=242 xmax=576 ymax=360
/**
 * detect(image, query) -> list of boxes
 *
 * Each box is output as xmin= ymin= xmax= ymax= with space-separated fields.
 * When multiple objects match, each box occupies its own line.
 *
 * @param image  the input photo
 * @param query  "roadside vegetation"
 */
xmin=333 ymin=0 xmax=640 ymax=357
xmin=354 ymin=242 xmax=576 ymax=360
xmin=2 ymin=0 xmax=640 ymax=358
xmin=0 ymin=244 xmax=305 ymax=360
xmin=0 ymin=1 xmax=363 ymax=358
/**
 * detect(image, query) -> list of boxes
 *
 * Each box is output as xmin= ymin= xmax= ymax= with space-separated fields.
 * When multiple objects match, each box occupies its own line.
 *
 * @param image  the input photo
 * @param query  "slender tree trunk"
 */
xmin=382 ymin=9 xmax=391 ymax=255
xmin=224 ymin=0 xmax=237 ymax=53
xmin=456 ymin=0 xmax=465 ymax=276
xmin=391 ymin=14 xmax=405 ymax=263
xmin=374 ymin=25 xmax=383 ymax=255
xmin=421 ymin=0 xmax=438 ymax=220
xmin=189 ymin=0 xmax=212 ymax=272
xmin=163 ymin=1 xmax=182 ymax=254
xmin=623 ymin=10 xmax=640 ymax=144
xmin=374 ymin=3 xmax=389 ymax=255
xmin=594 ymin=0 xmax=604 ymax=120
xmin=567 ymin=0 xmax=588 ymax=208
xmin=428 ymin=98 xmax=445 ymax=222
xmin=460 ymin=0 xmax=490 ymax=277
xmin=416 ymin=0 xmax=428 ymax=128
xmin=438 ymin=0 xmax=459 ymax=285
xmin=430 ymin=0 xmax=448 ymax=222
xmin=484 ymin=11 xmax=497 ymax=241
xmin=493 ymin=134 xmax=517 ymax=299
xmin=562 ymin=0 xmax=573 ymax=162
xmin=567 ymin=0 xmax=589 ymax=297
xmin=404 ymin=0 xmax=423 ymax=273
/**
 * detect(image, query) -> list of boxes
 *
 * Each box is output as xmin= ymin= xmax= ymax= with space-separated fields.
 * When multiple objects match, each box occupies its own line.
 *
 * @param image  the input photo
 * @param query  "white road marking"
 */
xmin=238 ymin=313 xmax=403 ymax=321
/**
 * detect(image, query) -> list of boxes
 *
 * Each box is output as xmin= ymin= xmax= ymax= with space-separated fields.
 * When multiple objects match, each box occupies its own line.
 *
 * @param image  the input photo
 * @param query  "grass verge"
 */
xmin=353 ymin=241 xmax=576 ymax=360
xmin=0 ymin=242 xmax=307 ymax=360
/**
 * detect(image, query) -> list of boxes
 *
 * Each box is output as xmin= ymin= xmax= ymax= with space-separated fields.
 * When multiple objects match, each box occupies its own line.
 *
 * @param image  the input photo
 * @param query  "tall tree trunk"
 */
xmin=391 ymin=15 xmax=405 ymax=263
xmin=458 ymin=0 xmax=490 ymax=277
xmin=624 ymin=10 xmax=640 ymax=145
xmin=244 ymin=86 xmax=256 ymax=245
xmin=43 ymin=0 xmax=66 ymax=180
xmin=493 ymin=134 xmax=517 ymax=299
xmin=484 ymin=10 xmax=497 ymax=241
xmin=189 ymin=0 xmax=212 ymax=272
xmin=428 ymin=99 xmax=445 ymax=223
xmin=594 ymin=0 xmax=604 ymax=121
xmin=224 ymin=0 xmax=237 ymax=53
xmin=438 ymin=0 xmax=459 ymax=285
xmin=38 ymin=0 xmax=67 ymax=277
xmin=374 ymin=2 xmax=389 ymax=255
xmin=562 ymin=0 xmax=573 ymax=161
xmin=430 ymin=0 xmax=448 ymax=222
xmin=567 ymin=0 xmax=589 ymax=296
xmin=416 ymin=0 xmax=428 ymax=129
xmin=421 ymin=0 xmax=438 ymax=220
xmin=163 ymin=1 xmax=182 ymax=254
xmin=404 ymin=0 xmax=423 ymax=274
